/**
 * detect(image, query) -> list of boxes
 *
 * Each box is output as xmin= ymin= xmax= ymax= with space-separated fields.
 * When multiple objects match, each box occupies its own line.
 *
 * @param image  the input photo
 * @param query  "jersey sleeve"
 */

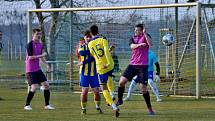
xmin=152 ymin=52 xmax=158 ymax=64
xmin=26 ymin=41 xmax=33 ymax=56
xmin=129 ymin=37 xmax=135 ymax=45
xmin=103 ymin=39 xmax=112 ymax=66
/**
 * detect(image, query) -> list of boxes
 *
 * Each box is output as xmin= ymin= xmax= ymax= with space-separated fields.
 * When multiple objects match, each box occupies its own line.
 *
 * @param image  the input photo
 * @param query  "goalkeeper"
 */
xmin=123 ymin=49 xmax=162 ymax=102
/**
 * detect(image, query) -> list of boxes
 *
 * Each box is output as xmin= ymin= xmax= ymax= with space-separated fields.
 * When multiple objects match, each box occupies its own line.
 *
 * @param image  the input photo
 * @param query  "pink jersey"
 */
xmin=129 ymin=34 xmax=149 ymax=65
xmin=25 ymin=40 xmax=43 ymax=73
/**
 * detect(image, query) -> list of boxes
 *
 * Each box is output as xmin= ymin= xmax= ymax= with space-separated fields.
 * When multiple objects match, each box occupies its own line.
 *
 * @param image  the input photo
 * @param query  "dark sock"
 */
xmin=25 ymin=91 xmax=35 ymax=106
xmin=118 ymin=86 xmax=125 ymax=101
xmin=44 ymin=90 xmax=50 ymax=106
xmin=143 ymin=91 xmax=152 ymax=109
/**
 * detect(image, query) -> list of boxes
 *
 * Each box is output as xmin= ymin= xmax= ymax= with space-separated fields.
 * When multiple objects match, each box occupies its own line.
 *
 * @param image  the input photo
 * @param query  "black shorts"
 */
xmin=122 ymin=65 xmax=148 ymax=85
xmin=26 ymin=70 xmax=47 ymax=86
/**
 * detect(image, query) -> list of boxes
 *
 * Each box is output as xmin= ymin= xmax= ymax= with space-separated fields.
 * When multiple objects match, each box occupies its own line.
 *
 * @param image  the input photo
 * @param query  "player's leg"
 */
xmin=24 ymin=72 xmax=39 ymax=110
xmin=139 ymin=66 xmax=155 ymax=115
xmin=107 ymin=75 xmax=115 ymax=100
xmin=39 ymin=70 xmax=54 ymax=110
xmin=90 ymin=75 xmax=103 ymax=114
xmin=117 ymin=65 xmax=136 ymax=105
xmin=123 ymin=76 xmax=138 ymax=101
xmin=99 ymin=73 xmax=119 ymax=117
xmin=92 ymin=87 xmax=103 ymax=113
xmin=81 ymin=87 xmax=89 ymax=114
xmin=80 ymin=74 xmax=89 ymax=114
xmin=148 ymin=72 xmax=161 ymax=102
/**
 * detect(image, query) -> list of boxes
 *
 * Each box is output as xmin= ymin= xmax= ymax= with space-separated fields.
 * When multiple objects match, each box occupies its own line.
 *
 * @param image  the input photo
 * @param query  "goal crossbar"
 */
xmin=28 ymin=2 xmax=198 ymax=12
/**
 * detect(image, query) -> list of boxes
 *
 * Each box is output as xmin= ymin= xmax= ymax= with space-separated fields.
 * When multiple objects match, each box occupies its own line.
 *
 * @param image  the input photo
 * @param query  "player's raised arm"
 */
xmin=143 ymin=32 xmax=152 ymax=47
xmin=103 ymin=39 xmax=112 ymax=67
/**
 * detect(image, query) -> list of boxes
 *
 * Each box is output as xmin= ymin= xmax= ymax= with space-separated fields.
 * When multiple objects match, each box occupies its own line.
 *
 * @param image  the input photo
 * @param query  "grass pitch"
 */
xmin=0 ymin=87 xmax=215 ymax=121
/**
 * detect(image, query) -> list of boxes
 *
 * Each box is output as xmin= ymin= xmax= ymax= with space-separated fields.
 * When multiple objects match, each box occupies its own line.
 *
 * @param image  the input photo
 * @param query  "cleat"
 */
xmin=24 ymin=105 xmax=32 ymax=110
xmin=96 ymin=108 xmax=103 ymax=114
xmin=44 ymin=105 xmax=55 ymax=110
xmin=123 ymin=97 xmax=130 ymax=101
xmin=81 ymin=108 xmax=86 ymax=115
xmin=116 ymin=100 xmax=123 ymax=106
xmin=157 ymin=98 xmax=162 ymax=102
xmin=148 ymin=109 xmax=155 ymax=116
xmin=114 ymin=108 xmax=120 ymax=117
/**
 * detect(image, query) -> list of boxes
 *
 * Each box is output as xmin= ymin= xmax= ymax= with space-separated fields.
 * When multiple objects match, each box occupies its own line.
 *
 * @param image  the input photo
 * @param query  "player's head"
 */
xmin=90 ymin=25 xmax=99 ymax=36
xmin=79 ymin=37 xmax=85 ymax=45
xmin=134 ymin=24 xmax=144 ymax=36
xmin=84 ymin=30 xmax=92 ymax=43
xmin=32 ymin=28 xmax=42 ymax=41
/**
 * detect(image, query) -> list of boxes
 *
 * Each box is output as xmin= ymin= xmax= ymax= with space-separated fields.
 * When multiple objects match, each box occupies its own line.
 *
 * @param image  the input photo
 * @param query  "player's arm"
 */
xmin=109 ymin=45 xmax=115 ymax=52
xmin=129 ymin=38 xmax=146 ymax=49
xmin=103 ymin=39 xmax=112 ymax=67
xmin=40 ymin=48 xmax=51 ymax=72
xmin=154 ymin=62 xmax=160 ymax=76
xmin=78 ymin=45 xmax=90 ymax=56
xmin=143 ymin=32 xmax=152 ymax=47
xmin=26 ymin=42 xmax=47 ymax=60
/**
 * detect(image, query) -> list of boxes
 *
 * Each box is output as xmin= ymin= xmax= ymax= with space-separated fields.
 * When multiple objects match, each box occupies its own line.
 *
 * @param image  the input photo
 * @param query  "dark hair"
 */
xmin=135 ymin=24 xmax=144 ymax=30
xmin=90 ymin=25 xmax=98 ymax=36
xmin=84 ymin=30 xmax=91 ymax=38
xmin=33 ymin=28 xmax=41 ymax=34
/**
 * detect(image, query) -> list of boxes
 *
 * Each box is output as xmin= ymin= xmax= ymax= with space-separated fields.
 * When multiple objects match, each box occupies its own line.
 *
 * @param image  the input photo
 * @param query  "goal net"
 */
xmin=28 ymin=2 xmax=215 ymax=98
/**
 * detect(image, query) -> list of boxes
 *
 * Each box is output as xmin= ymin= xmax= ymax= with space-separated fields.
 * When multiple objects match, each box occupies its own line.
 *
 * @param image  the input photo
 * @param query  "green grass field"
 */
xmin=0 ymin=87 xmax=215 ymax=121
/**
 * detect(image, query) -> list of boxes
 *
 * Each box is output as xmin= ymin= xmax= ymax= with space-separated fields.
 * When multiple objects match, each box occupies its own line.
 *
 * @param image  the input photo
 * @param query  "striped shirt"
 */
xmin=78 ymin=43 xmax=97 ymax=76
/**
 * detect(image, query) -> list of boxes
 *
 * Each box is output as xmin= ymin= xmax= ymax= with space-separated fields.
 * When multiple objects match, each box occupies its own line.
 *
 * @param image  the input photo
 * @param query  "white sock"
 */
xmin=95 ymin=104 xmax=100 ymax=109
xmin=127 ymin=77 xmax=137 ymax=98
xmin=148 ymin=78 xmax=160 ymax=100
xmin=111 ymin=103 xmax=117 ymax=110
xmin=110 ymin=92 xmax=115 ymax=99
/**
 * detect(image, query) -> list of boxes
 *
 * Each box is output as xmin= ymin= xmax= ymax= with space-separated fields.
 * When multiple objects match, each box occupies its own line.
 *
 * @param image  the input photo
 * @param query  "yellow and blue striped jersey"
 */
xmin=88 ymin=36 xmax=114 ymax=74
xmin=78 ymin=44 xmax=97 ymax=76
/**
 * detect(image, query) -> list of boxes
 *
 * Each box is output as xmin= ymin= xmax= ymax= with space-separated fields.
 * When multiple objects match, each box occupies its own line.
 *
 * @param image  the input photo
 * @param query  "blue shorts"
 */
xmin=80 ymin=74 xmax=100 ymax=88
xmin=148 ymin=71 xmax=154 ymax=80
xmin=133 ymin=71 xmax=154 ymax=83
xmin=26 ymin=70 xmax=47 ymax=86
xmin=98 ymin=70 xmax=113 ymax=84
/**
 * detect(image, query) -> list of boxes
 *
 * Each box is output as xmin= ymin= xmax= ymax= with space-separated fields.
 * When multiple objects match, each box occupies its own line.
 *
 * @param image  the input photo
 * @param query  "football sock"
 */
xmin=107 ymin=76 xmax=115 ymax=96
xmin=94 ymin=100 xmax=100 ymax=109
xmin=81 ymin=102 xmax=87 ymax=109
xmin=143 ymin=91 xmax=152 ymax=109
xmin=25 ymin=91 xmax=35 ymax=106
xmin=148 ymin=79 xmax=160 ymax=100
xmin=44 ymin=89 xmax=50 ymax=106
xmin=103 ymin=90 xmax=113 ymax=106
xmin=127 ymin=80 xmax=137 ymax=98
xmin=118 ymin=86 xmax=125 ymax=101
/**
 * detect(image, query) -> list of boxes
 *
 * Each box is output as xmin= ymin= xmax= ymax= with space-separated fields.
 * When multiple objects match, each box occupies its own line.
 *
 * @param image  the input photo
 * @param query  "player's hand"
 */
xmin=155 ymin=75 xmax=160 ymax=83
xmin=143 ymin=28 xmax=146 ymax=33
xmin=42 ymin=52 xmax=47 ymax=57
xmin=46 ymin=65 xmax=51 ymax=72
xmin=139 ymin=43 xmax=147 ymax=47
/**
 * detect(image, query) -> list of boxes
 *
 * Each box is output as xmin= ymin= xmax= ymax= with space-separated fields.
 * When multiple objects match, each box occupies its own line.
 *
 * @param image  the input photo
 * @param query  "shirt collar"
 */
xmin=92 ymin=35 xmax=100 ymax=40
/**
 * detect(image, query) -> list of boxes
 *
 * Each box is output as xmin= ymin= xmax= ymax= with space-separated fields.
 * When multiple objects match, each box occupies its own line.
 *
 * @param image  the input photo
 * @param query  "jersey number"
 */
xmin=91 ymin=44 xmax=104 ymax=59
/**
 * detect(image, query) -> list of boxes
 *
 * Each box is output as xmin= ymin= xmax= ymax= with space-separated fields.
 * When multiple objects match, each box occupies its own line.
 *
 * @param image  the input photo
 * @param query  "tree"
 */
xmin=33 ymin=0 xmax=60 ymax=61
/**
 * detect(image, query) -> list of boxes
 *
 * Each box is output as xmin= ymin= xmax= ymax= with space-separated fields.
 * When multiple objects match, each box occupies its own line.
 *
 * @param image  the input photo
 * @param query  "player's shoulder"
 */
xmin=88 ymin=40 xmax=94 ymax=47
